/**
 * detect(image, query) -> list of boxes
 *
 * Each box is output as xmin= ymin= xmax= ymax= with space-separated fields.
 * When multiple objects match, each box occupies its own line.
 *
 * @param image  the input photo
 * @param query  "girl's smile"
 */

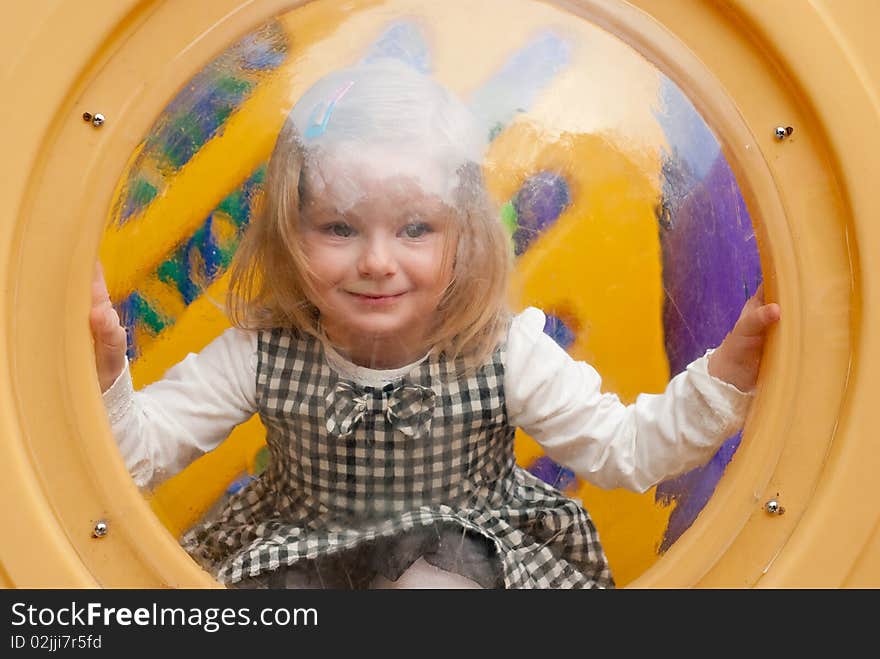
xmin=346 ymin=291 xmax=407 ymax=304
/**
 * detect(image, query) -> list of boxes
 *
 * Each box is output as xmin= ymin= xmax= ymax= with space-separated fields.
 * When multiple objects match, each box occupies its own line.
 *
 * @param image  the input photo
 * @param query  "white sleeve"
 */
xmin=505 ymin=307 xmax=753 ymax=493
xmin=101 ymin=327 xmax=259 ymax=490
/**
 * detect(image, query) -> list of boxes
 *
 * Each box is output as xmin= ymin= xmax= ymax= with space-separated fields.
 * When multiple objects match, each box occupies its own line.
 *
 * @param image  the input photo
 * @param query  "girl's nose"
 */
xmin=357 ymin=238 xmax=397 ymax=278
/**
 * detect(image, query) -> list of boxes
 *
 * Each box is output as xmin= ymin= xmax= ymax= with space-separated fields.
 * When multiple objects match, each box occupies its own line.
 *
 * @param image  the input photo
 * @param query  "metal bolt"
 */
xmin=774 ymin=126 xmax=793 ymax=140
xmin=765 ymin=499 xmax=785 ymax=515
xmin=91 ymin=113 xmax=105 ymax=128
xmin=92 ymin=520 xmax=108 ymax=538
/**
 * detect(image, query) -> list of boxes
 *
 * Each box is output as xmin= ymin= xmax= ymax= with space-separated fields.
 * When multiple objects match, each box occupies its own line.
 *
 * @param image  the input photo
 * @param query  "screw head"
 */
xmin=774 ymin=125 xmax=793 ymax=140
xmin=93 ymin=520 xmax=108 ymax=538
xmin=765 ymin=499 xmax=785 ymax=515
xmin=92 ymin=113 xmax=105 ymax=128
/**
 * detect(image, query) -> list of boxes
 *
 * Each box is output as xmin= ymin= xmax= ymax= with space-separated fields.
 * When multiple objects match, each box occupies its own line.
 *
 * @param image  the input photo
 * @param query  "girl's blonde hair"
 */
xmin=227 ymin=59 xmax=513 ymax=370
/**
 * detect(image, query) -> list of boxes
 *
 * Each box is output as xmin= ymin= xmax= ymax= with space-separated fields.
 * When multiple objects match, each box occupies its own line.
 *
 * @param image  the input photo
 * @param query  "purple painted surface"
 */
xmin=543 ymin=313 xmax=576 ymax=351
xmin=527 ymin=456 xmax=577 ymax=492
xmin=652 ymin=75 xmax=762 ymax=551
xmin=512 ymin=171 xmax=571 ymax=256
xmin=655 ymin=151 xmax=761 ymax=551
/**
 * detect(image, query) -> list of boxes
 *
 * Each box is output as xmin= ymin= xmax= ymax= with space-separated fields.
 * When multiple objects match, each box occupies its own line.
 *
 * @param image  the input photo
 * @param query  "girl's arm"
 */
xmin=101 ymin=327 xmax=259 ymax=490
xmin=93 ymin=262 xmax=258 ymax=489
xmin=505 ymin=300 xmax=775 ymax=493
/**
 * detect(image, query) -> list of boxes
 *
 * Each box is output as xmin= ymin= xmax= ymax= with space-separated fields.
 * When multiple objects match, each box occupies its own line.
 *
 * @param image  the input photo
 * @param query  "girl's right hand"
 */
xmin=707 ymin=283 xmax=780 ymax=393
xmin=90 ymin=262 xmax=128 ymax=393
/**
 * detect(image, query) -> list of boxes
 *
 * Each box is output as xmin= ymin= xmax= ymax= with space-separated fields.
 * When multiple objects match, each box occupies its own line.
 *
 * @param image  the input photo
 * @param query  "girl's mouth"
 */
xmin=347 ymin=291 xmax=406 ymax=304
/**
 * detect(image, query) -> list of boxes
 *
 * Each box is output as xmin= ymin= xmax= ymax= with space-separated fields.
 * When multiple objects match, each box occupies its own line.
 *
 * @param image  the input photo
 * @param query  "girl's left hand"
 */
xmin=707 ymin=283 xmax=781 ymax=393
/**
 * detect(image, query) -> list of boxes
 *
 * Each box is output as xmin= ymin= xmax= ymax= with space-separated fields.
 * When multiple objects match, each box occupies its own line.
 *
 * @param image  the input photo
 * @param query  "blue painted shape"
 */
xmin=117 ymin=292 xmax=163 ymax=360
xmin=657 ymin=432 xmax=741 ymax=552
xmin=196 ymin=215 xmax=222 ymax=282
xmin=468 ymin=30 xmax=571 ymax=140
xmin=237 ymin=29 xmax=287 ymax=70
xmin=653 ymin=76 xmax=720 ymax=183
xmin=114 ymin=21 xmax=286 ymax=225
xmin=532 ymin=314 xmax=575 ymax=492
xmin=361 ymin=21 xmax=432 ymax=73
xmin=226 ymin=473 xmax=257 ymax=494
xmin=528 ymin=455 xmax=577 ymax=491
xmin=543 ymin=314 xmax=576 ymax=351
xmin=512 ymin=171 xmax=571 ymax=255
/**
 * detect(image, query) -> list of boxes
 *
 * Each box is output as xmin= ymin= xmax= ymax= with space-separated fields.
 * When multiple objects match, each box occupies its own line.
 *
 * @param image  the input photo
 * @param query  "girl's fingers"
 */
xmin=91 ymin=261 xmax=111 ymax=306
xmin=735 ymin=302 xmax=781 ymax=337
xmin=91 ymin=312 xmax=127 ymax=360
xmin=761 ymin=302 xmax=781 ymax=326
xmin=89 ymin=262 xmax=128 ymax=390
xmin=89 ymin=262 xmax=126 ymax=348
xmin=89 ymin=305 xmax=118 ymax=341
xmin=733 ymin=282 xmax=778 ymax=337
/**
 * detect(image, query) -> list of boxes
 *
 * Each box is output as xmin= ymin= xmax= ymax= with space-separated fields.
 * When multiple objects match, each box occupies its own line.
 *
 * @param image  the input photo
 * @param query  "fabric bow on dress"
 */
xmin=324 ymin=380 xmax=436 ymax=439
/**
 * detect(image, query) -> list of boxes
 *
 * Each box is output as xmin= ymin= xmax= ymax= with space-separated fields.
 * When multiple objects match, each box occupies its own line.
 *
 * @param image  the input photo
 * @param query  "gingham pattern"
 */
xmin=181 ymin=328 xmax=614 ymax=588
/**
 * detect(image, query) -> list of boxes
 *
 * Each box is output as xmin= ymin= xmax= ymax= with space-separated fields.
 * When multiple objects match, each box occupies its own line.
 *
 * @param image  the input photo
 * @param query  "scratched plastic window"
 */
xmin=102 ymin=0 xmax=762 ymax=586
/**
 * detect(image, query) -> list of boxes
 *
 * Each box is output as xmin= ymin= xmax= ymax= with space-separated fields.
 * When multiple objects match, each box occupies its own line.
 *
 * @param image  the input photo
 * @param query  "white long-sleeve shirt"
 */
xmin=103 ymin=307 xmax=752 ymax=493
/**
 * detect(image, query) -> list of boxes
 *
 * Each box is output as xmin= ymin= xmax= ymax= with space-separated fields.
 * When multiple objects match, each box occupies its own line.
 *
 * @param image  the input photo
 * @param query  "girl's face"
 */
xmin=299 ymin=155 xmax=457 ymax=367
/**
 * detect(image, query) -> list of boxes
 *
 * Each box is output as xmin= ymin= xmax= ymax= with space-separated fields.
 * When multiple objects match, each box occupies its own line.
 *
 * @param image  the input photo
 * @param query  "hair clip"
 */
xmin=304 ymin=80 xmax=355 ymax=139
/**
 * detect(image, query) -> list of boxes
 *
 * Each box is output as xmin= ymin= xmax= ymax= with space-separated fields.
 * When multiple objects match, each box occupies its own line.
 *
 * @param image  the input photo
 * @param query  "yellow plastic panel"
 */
xmin=0 ymin=0 xmax=877 ymax=588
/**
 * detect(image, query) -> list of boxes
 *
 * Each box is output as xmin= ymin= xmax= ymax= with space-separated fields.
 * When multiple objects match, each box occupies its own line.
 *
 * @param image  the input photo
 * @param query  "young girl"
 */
xmin=91 ymin=58 xmax=780 ymax=589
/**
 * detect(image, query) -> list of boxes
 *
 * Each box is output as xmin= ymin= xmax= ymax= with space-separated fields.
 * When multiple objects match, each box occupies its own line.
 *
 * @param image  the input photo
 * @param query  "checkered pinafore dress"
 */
xmin=182 ymin=328 xmax=614 ymax=588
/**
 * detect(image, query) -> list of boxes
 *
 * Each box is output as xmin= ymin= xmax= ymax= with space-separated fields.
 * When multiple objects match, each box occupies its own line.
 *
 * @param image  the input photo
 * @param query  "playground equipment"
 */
xmin=2 ymin=0 xmax=878 ymax=587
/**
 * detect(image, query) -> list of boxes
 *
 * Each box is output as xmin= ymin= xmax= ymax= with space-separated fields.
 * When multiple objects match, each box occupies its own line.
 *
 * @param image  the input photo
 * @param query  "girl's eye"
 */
xmin=402 ymin=222 xmax=431 ymax=239
xmin=325 ymin=223 xmax=354 ymax=237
